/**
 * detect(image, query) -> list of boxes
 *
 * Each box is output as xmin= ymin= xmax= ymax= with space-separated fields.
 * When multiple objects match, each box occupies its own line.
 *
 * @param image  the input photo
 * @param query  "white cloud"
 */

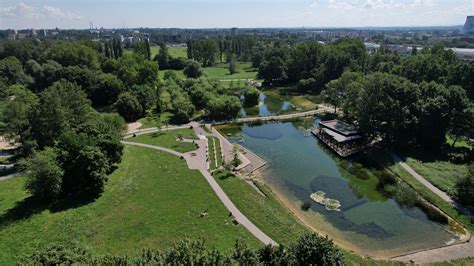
xmin=42 ymin=5 xmax=82 ymax=20
xmin=0 ymin=2 xmax=82 ymax=21
xmin=0 ymin=2 xmax=38 ymax=18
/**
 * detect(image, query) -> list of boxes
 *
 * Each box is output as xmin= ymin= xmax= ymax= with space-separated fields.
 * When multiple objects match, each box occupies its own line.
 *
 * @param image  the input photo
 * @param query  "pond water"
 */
xmin=225 ymin=120 xmax=459 ymax=257
xmin=241 ymin=92 xmax=293 ymax=117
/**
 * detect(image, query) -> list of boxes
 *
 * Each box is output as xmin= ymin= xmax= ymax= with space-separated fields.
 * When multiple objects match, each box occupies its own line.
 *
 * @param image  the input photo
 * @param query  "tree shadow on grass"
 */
xmin=0 ymin=194 xmax=97 ymax=229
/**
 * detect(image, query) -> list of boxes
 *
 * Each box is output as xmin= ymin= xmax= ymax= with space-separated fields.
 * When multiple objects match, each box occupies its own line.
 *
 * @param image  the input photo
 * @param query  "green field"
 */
xmin=405 ymin=158 xmax=468 ymax=196
xmin=204 ymin=62 xmax=258 ymax=80
xmin=150 ymin=45 xmax=188 ymax=59
xmin=127 ymin=128 xmax=198 ymax=153
xmin=0 ymin=146 xmax=260 ymax=264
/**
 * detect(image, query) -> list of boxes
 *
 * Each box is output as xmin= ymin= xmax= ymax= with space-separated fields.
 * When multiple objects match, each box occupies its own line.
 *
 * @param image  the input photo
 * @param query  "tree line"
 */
xmin=186 ymin=36 xmax=259 ymax=66
xmin=19 ymin=233 xmax=345 ymax=265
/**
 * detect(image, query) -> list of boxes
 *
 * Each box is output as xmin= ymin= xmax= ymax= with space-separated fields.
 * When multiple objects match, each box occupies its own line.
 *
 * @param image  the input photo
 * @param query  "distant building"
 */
xmin=462 ymin=16 xmax=474 ymax=35
xmin=450 ymin=48 xmax=474 ymax=61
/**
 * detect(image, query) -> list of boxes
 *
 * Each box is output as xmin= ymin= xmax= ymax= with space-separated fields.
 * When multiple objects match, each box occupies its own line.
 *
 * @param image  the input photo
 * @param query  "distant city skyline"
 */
xmin=0 ymin=0 xmax=473 ymax=30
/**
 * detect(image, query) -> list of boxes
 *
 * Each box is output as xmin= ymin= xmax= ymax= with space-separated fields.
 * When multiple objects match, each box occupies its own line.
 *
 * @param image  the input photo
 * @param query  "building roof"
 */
xmin=321 ymin=128 xmax=362 ymax=143
xmin=319 ymin=120 xmax=359 ymax=137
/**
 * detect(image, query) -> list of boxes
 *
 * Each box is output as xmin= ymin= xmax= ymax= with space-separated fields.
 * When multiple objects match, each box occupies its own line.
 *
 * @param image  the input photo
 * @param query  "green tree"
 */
xmin=144 ymin=38 xmax=151 ymax=60
xmin=115 ymin=92 xmax=143 ymax=122
xmin=171 ymin=90 xmax=195 ymax=123
xmin=0 ymin=56 xmax=33 ymax=86
xmin=1 ymin=85 xmax=37 ymax=142
xmin=206 ymin=95 xmax=242 ymax=121
xmin=291 ymin=233 xmax=344 ymax=266
xmin=243 ymin=87 xmax=260 ymax=107
xmin=455 ymin=164 xmax=474 ymax=208
xmin=30 ymin=80 xmax=92 ymax=148
xmin=90 ymin=73 xmax=124 ymax=106
xmin=228 ymin=58 xmax=237 ymax=74
xmin=157 ymin=42 xmax=170 ymax=69
xmin=57 ymin=131 xmax=110 ymax=196
xmin=24 ymin=148 xmax=64 ymax=201
xmin=183 ymin=60 xmax=203 ymax=78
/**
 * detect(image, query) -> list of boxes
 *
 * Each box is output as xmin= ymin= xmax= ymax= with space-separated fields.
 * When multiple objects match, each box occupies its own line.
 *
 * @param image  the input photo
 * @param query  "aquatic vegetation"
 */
xmin=310 ymin=191 xmax=341 ymax=211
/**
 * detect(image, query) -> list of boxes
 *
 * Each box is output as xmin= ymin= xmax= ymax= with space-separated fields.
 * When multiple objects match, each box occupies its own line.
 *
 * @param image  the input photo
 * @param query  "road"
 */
xmin=122 ymin=129 xmax=277 ymax=246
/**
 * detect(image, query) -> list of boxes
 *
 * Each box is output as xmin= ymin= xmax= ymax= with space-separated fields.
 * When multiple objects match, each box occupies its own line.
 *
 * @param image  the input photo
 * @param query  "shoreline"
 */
xmin=250 ymin=166 xmax=466 ymax=260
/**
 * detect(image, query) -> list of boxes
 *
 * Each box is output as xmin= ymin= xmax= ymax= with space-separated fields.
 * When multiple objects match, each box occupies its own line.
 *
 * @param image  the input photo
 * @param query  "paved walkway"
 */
xmin=122 ymin=129 xmax=277 ymax=246
xmin=389 ymin=152 xmax=453 ymax=203
xmin=235 ymin=107 xmax=333 ymax=123
xmin=389 ymin=152 xmax=474 ymax=263
xmin=393 ymin=239 xmax=474 ymax=264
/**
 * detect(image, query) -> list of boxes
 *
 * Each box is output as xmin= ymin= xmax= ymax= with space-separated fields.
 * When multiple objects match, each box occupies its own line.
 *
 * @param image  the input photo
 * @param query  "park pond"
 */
xmin=220 ymin=119 xmax=461 ymax=257
xmin=240 ymin=91 xmax=293 ymax=117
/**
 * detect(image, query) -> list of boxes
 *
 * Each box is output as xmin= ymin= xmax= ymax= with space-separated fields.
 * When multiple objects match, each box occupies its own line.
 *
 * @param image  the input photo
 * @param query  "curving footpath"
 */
xmin=389 ymin=152 xmax=474 ymax=263
xmin=121 ymin=136 xmax=277 ymax=246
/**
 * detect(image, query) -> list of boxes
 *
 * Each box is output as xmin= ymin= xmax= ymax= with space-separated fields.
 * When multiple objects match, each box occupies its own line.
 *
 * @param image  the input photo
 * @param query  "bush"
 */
xmin=301 ymin=202 xmax=311 ymax=211
xmin=183 ymin=60 xmax=203 ymax=78
xmin=18 ymin=245 xmax=89 ymax=265
xmin=291 ymin=233 xmax=345 ymax=266
xmin=24 ymin=148 xmax=63 ymax=201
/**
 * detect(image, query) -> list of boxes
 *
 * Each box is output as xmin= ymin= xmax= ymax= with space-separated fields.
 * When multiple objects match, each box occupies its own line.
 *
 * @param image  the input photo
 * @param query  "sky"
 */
xmin=0 ymin=0 xmax=473 ymax=29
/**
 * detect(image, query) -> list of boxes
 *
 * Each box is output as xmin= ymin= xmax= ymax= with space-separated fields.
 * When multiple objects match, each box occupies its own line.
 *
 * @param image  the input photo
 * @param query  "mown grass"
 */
xmin=0 ymin=146 xmax=260 ymax=264
xmin=290 ymin=95 xmax=318 ymax=110
xmin=213 ymin=174 xmax=308 ymax=245
xmin=204 ymin=62 xmax=258 ymax=80
xmin=404 ymin=158 xmax=468 ymax=196
xmin=151 ymin=46 xmax=187 ymax=59
xmin=128 ymin=128 xmax=198 ymax=153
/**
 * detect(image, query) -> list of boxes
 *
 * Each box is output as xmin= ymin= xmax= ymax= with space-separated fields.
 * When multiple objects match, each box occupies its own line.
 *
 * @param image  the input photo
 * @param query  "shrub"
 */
xmin=301 ymin=202 xmax=311 ymax=211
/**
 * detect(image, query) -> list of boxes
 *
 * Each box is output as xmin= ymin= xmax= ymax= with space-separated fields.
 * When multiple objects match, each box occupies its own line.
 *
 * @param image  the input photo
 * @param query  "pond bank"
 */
xmin=219 ymin=120 xmax=465 ymax=259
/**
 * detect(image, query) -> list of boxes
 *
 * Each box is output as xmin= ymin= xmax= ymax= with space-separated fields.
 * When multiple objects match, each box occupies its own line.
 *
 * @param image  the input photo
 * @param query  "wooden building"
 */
xmin=312 ymin=120 xmax=364 ymax=157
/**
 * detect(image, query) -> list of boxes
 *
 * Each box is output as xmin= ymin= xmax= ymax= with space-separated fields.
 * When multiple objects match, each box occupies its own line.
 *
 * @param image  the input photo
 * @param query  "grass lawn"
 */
xmin=204 ymin=62 xmax=258 ymax=80
xmin=404 ymin=158 xmax=468 ymax=196
xmin=150 ymin=46 xmax=187 ymax=59
xmin=128 ymin=128 xmax=198 ymax=153
xmin=0 ymin=146 xmax=260 ymax=264
xmin=290 ymin=95 xmax=318 ymax=110
xmin=446 ymin=135 xmax=472 ymax=149
xmin=138 ymin=112 xmax=173 ymax=129
xmin=213 ymin=174 xmax=308 ymax=245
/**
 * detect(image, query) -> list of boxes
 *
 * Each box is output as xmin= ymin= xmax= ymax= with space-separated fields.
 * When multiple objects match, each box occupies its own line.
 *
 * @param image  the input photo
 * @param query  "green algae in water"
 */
xmin=310 ymin=191 xmax=342 ymax=211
